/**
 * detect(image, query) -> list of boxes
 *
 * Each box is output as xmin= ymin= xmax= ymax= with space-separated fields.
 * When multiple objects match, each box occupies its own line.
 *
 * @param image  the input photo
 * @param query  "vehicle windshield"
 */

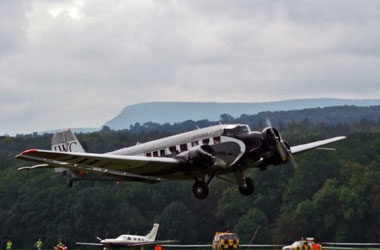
xmin=220 ymin=234 xmax=238 ymax=240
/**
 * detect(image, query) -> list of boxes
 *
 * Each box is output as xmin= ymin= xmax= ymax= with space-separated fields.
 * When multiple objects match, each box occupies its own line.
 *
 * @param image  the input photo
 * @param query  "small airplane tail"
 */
xmin=51 ymin=129 xmax=85 ymax=153
xmin=51 ymin=129 xmax=85 ymax=174
xmin=145 ymin=223 xmax=159 ymax=241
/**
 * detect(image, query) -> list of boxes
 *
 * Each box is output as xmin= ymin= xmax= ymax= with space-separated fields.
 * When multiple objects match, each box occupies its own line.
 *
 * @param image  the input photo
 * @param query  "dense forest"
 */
xmin=1 ymin=106 xmax=380 ymax=248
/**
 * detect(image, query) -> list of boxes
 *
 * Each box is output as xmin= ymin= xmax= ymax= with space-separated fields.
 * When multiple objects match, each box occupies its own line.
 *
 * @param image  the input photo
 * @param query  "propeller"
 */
xmin=265 ymin=118 xmax=289 ymax=162
xmin=265 ymin=118 xmax=299 ymax=169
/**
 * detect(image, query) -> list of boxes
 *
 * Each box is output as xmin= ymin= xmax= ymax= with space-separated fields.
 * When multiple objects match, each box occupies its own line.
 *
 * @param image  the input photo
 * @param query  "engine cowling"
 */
xmin=176 ymin=145 xmax=215 ymax=170
xmin=261 ymin=127 xmax=282 ymax=150
xmin=259 ymin=127 xmax=290 ymax=165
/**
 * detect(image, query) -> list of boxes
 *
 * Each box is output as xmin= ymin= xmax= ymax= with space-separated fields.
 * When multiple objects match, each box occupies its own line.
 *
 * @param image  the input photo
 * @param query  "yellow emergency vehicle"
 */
xmin=212 ymin=232 xmax=239 ymax=250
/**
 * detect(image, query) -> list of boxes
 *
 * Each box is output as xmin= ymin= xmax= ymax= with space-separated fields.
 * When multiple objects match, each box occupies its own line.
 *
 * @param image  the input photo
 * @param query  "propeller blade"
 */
xmin=289 ymin=154 xmax=298 ymax=169
xmin=266 ymin=118 xmax=289 ymax=162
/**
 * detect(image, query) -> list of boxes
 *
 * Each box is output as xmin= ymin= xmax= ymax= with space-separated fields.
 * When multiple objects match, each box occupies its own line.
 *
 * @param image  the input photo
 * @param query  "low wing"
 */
xmin=76 ymin=242 xmax=103 ymax=246
xmin=290 ymin=136 xmax=346 ymax=154
xmin=16 ymin=149 xmax=181 ymax=182
xmin=77 ymin=240 xmax=176 ymax=248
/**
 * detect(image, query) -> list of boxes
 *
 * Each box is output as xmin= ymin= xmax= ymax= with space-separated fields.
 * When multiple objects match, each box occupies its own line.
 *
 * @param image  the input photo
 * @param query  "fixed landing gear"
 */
xmin=192 ymin=181 xmax=209 ymax=199
xmin=238 ymin=177 xmax=255 ymax=196
xmin=192 ymin=173 xmax=216 ymax=199
xmin=192 ymin=174 xmax=255 ymax=199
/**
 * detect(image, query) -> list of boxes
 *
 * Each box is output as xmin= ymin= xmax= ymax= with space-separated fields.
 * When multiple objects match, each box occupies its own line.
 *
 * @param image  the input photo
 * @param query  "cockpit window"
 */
xmin=223 ymin=125 xmax=249 ymax=136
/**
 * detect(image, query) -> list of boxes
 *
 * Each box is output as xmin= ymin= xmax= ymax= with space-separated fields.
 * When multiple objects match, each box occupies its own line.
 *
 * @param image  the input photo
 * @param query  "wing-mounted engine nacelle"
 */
xmin=259 ymin=127 xmax=291 ymax=166
xmin=176 ymin=145 xmax=223 ymax=171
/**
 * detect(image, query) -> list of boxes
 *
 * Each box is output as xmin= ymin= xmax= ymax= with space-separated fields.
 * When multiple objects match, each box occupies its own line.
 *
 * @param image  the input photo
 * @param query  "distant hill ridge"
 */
xmin=104 ymin=98 xmax=380 ymax=130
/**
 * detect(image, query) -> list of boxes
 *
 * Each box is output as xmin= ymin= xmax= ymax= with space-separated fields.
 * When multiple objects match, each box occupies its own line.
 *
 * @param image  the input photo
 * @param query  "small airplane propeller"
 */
xmin=266 ymin=118 xmax=288 ymax=162
xmin=266 ymin=118 xmax=298 ymax=168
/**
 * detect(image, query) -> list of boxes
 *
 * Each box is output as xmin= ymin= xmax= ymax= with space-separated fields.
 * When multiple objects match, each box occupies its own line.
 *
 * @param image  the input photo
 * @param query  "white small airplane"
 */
xmin=76 ymin=223 xmax=173 ymax=248
xmin=16 ymin=122 xmax=346 ymax=199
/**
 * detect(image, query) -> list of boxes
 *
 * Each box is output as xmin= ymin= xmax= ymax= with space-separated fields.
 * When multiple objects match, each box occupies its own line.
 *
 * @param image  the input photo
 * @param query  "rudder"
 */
xmin=145 ymin=224 xmax=160 ymax=241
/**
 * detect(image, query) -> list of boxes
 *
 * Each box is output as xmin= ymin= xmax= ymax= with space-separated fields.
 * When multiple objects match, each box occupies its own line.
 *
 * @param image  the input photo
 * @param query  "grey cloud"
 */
xmin=1 ymin=0 xmax=380 ymax=135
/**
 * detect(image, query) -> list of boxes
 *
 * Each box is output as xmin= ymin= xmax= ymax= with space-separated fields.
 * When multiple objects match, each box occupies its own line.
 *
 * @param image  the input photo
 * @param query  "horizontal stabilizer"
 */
xmin=17 ymin=164 xmax=49 ymax=171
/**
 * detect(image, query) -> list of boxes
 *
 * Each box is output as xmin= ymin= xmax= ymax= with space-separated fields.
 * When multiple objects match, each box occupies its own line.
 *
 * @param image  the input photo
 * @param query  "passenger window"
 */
xmin=202 ymin=138 xmax=210 ymax=145
xmin=214 ymin=136 xmax=221 ymax=144
xmin=146 ymin=152 xmax=152 ymax=157
xmin=160 ymin=149 xmax=166 ymax=156
xmin=153 ymin=151 xmax=159 ymax=157
xmin=191 ymin=141 xmax=199 ymax=147
xmin=180 ymin=144 xmax=187 ymax=151
xmin=169 ymin=146 xmax=178 ymax=154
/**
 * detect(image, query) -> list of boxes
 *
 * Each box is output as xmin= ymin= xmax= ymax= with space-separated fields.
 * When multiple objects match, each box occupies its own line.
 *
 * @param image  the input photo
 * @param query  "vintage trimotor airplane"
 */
xmin=76 ymin=223 xmax=174 ymax=249
xmin=16 ymin=121 xmax=346 ymax=199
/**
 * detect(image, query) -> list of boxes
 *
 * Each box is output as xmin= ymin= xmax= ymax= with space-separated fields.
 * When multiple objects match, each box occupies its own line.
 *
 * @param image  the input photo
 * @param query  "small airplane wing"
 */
xmin=76 ymin=242 xmax=103 ymax=246
xmin=16 ymin=149 xmax=182 ymax=182
xmin=290 ymin=136 xmax=346 ymax=154
xmin=76 ymin=240 xmax=176 ymax=248
xmin=150 ymin=240 xmax=177 ymax=245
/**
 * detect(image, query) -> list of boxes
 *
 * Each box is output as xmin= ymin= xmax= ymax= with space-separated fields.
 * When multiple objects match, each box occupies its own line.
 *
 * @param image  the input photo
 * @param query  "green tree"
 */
xmin=155 ymin=201 xmax=198 ymax=243
xmin=233 ymin=208 xmax=268 ymax=244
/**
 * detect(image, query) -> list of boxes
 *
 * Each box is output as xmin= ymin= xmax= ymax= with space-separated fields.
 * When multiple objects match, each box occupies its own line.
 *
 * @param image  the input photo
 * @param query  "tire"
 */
xmin=238 ymin=178 xmax=255 ymax=196
xmin=192 ymin=181 xmax=209 ymax=199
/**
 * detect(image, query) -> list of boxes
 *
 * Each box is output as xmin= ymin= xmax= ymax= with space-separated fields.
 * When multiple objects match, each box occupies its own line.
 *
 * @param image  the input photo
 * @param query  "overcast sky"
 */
xmin=1 ymin=0 xmax=380 ymax=135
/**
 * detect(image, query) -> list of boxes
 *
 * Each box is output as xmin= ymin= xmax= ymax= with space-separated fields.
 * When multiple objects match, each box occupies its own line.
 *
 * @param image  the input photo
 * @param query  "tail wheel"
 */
xmin=192 ymin=181 xmax=209 ymax=199
xmin=238 ymin=178 xmax=255 ymax=196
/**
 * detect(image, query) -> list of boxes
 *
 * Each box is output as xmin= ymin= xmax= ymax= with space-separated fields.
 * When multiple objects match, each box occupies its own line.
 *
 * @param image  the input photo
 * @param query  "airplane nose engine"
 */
xmin=176 ymin=145 xmax=217 ymax=172
xmin=261 ymin=127 xmax=281 ymax=149
xmin=260 ymin=127 xmax=290 ymax=165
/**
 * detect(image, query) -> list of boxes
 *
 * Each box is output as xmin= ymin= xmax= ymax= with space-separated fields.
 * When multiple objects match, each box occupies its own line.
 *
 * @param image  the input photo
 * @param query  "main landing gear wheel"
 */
xmin=238 ymin=178 xmax=255 ymax=196
xmin=192 ymin=181 xmax=209 ymax=199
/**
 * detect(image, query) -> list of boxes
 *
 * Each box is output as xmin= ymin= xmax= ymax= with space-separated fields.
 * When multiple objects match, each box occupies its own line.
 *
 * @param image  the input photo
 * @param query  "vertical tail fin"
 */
xmin=145 ymin=223 xmax=159 ymax=241
xmin=51 ymin=129 xmax=85 ymax=153
xmin=51 ymin=129 xmax=85 ymax=174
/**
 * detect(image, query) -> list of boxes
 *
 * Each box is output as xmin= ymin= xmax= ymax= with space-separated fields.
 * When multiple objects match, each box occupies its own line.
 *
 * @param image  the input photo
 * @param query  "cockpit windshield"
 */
xmin=223 ymin=125 xmax=250 ymax=136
